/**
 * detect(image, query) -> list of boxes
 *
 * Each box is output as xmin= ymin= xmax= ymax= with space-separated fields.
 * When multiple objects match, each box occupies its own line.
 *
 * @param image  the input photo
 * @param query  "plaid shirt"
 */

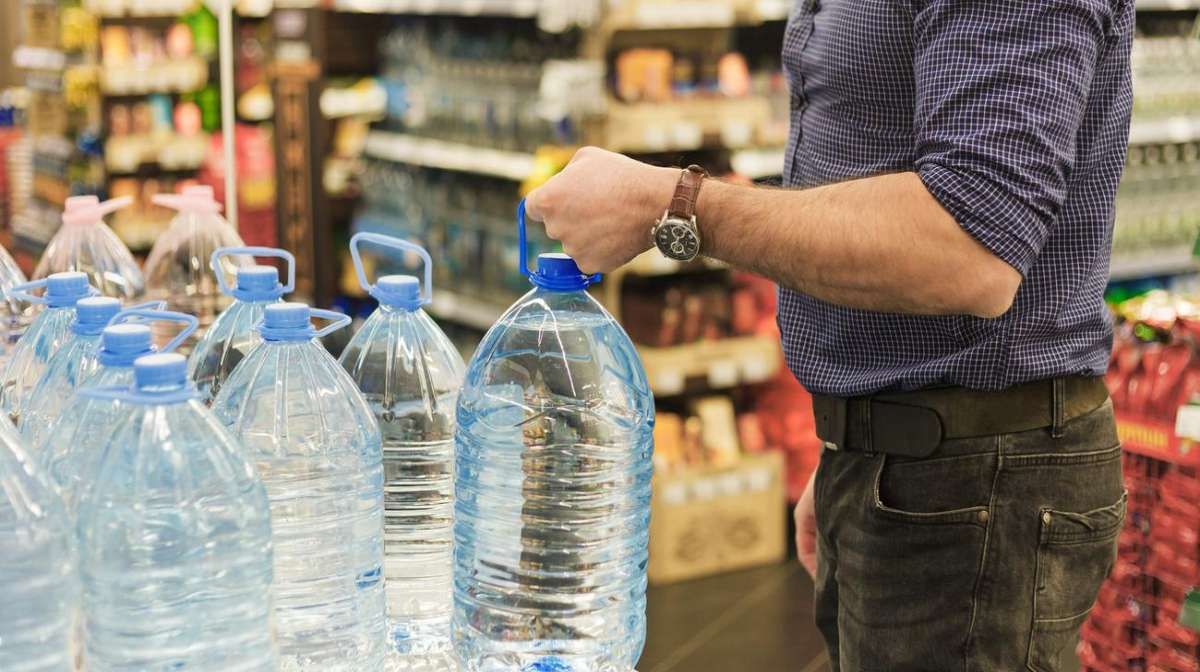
xmin=778 ymin=0 xmax=1134 ymax=395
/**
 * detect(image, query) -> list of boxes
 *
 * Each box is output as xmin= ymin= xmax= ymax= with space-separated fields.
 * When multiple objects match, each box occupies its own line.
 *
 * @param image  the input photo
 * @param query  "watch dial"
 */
xmin=656 ymin=222 xmax=699 ymax=261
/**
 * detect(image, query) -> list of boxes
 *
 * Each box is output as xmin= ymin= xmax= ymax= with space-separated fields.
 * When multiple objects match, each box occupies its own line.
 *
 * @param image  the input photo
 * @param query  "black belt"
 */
xmin=812 ymin=376 xmax=1110 ymax=459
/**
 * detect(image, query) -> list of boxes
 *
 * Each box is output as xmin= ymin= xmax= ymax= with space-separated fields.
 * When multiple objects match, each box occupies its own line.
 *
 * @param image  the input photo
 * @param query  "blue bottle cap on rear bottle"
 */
xmin=375 ymin=274 xmax=422 ymax=311
xmin=45 ymin=271 xmax=92 ymax=307
xmin=73 ymin=297 xmax=122 ymax=335
xmin=99 ymin=324 xmax=154 ymax=366
xmin=134 ymin=353 xmax=188 ymax=390
xmin=234 ymin=265 xmax=284 ymax=302
xmin=530 ymin=253 xmax=592 ymax=292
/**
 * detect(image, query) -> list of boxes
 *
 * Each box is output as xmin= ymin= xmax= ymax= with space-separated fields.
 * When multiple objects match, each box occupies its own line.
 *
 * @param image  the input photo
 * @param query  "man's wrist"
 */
xmin=642 ymin=166 xmax=682 ymax=228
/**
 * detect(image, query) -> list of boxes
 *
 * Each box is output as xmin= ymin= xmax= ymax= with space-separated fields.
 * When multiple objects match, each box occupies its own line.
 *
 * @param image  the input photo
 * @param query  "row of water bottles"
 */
xmin=0 ymin=195 xmax=654 ymax=672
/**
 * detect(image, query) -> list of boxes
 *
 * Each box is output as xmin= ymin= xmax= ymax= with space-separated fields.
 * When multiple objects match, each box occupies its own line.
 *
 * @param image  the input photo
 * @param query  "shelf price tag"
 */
xmin=1176 ymin=405 xmax=1200 ymax=442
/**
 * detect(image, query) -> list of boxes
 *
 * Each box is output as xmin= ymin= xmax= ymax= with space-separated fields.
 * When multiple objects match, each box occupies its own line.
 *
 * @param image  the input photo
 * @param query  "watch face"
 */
xmin=655 ymin=219 xmax=700 ymax=261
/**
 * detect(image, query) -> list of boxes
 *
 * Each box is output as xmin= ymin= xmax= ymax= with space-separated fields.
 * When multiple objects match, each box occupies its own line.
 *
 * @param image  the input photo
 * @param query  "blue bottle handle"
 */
xmin=518 ymin=199 xmax=601 ymax=285
xmin=124 ymin=299 xmax=169 ymax=313
xmin=349 ymin=232 xmax=433 ymax=306
xmin=7 ymin=277 xmax=100 ymax=305
xmin=210 ymin=246 xmax=296 ymax=297
xmin=109 ymin=309 xmax=200 ymax=354
xmin=310 ymin=308 xmax=353 ymax=338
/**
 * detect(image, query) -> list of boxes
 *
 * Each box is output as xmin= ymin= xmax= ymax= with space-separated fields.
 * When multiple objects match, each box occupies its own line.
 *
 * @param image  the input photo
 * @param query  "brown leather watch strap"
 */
xmin=667 ymin=165 xmax=708 ymax=220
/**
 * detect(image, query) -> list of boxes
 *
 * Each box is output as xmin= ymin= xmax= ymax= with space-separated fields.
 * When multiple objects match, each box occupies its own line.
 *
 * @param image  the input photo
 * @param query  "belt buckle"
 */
xmin=814 ymin=395 xmax=848 ymax=452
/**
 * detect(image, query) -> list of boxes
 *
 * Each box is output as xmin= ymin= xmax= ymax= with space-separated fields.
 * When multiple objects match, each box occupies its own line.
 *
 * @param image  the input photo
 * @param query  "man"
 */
xmin=525 ymin=0 xmax=1133 ymax=669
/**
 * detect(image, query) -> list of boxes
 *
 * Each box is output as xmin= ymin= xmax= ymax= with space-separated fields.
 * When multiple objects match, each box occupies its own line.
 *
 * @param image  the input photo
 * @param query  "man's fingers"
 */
xmin=524 ymin=187 xmax=547 ymax=223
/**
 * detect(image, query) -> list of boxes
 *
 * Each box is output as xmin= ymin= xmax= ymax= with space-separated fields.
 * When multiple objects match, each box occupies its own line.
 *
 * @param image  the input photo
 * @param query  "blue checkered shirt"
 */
xmin=778 ymin=0 xmax=1134 ymax=396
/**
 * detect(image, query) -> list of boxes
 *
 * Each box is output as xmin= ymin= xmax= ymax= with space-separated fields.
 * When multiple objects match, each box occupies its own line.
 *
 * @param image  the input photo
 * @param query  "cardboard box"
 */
xmin=649 ymin=451 xmax=787 ymax=584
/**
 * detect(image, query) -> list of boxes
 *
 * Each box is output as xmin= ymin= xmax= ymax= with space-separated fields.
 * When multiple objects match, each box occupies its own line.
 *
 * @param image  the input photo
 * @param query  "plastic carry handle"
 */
xmin=210 ymin=246 xmax=297 ymax=296
xmin=310 ymin=309 xmax=352 ymax=339
xmin=97 ymin=195 xmax=133 ymax=216
xmin=123 ymin=299 xmax=168 ymax=313
xmin=349 ymin=232 xmax=433 ymax=305
xmin=517 ymin=199 xmax=601 ymax=285
xmin=109 ymin=309 xmax=200 ymax=354
xmin=79 ymin=385 xmax=128 ymax=403
xmin=150 ymin=193 xmax=223 ymax=212
xmin=7 ymin=278 xmax=50 ymax=305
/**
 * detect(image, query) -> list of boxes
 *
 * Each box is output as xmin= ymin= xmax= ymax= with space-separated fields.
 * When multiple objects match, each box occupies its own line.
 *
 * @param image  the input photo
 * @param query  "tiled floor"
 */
xmin=640 ymin=563 xmax=831 ymax=672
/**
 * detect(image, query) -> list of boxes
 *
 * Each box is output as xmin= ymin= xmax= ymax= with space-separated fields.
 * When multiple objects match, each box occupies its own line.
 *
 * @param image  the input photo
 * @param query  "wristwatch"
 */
xmin=652 ymin=165 xmax=708 ymax=262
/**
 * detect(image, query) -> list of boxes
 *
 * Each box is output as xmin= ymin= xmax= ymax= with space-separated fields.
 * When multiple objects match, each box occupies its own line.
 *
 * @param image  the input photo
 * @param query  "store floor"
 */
xmin=641 ymin=562 xmax=831 ymax=672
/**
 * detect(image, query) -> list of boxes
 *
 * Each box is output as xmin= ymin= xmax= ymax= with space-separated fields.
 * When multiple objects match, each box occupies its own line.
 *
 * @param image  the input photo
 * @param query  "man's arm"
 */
xmin=526 ymin=150 xmax=1020 ymax=319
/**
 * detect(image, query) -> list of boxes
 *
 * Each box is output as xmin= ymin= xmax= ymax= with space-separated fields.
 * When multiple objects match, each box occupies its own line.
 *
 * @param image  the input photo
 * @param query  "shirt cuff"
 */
xmin=917 ymin=161 xmax=1046 ymax=277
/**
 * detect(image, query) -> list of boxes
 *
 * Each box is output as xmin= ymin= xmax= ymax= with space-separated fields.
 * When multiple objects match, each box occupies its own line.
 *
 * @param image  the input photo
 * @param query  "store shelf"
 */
xmin=1137 ymin=0 xmax=1200 ymax=9
xmin=1109 ymin=246 xmax=1198 ymax=280
xmin=332 ymin=0 xmax=542 ymax=17
xmin=100 ymin=58 xmax=209 ymax=95
xmin=604 ymin=0 xmax=789 ymax=31
xmin=364 ymin=131 xmax=537 ymax=181
xmin=1129 ymin=115 xmax=1200 ymax=145
xmin=731 ymin=147 xmax=785 ymax=180
xmin=1116 ymin=413 xmax=1200 ymax=466
xmin=12 ymin=46 xmax=67 ymax=72
xmin=639 ymin=336 xmax=781 ymax=396
xmin=427 ymin=290 xmax=508 ymax=331
xmin=594 ymin=97 xmax=772 ymax=154
xmin=621 ymin=250 xmax=727 ymax=277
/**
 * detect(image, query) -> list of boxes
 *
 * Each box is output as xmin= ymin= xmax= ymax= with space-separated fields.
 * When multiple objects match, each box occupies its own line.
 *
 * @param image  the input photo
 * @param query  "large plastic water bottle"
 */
xmin=144 ymin=185 xmax=249 ymax=346
xmin=39 ymin=309 xmax=198 ymax=518
xmin=0 ymin=272 xmax=96 ymax=425
xmin=77 ymin=353 xmax=277 ymax=671
xmin=211 ymin=303 xmax=388 ymax=671
xmin=33 ymin=194 xmax=145 ymax=301
xmin=188 ymin=246 xmax=294 ymax=404
xmin=454 ymin=202 xmax=654 ymax=672
xmin=19 ymin=298 xmax=164 ymax=449
xmin=0 ymin=239 xmax=31 ymax=368
xmin=0 ymin=417 xmax=76 ymax=672
xmin=339 ymin=233 xmax=465 ymax=667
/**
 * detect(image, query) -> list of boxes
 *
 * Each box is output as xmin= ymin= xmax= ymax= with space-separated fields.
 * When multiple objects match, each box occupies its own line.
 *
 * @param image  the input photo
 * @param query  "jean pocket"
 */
xmin=871 ymin=451 xmax=995 ymax=526
xmin=1027 ymin=493 xmax=1127 ymax=672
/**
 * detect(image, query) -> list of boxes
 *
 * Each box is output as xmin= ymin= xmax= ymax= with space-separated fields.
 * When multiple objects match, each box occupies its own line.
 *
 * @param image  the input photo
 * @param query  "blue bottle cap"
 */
xmin=530 ymin=253 xmax=592 ymax=292
xmin=99 ymin=324 xmax=154 ymax=367
xmin=235 ymin=265 xmax=284 ymax=302
xmin=260 ymin=302 xmax=352 ymax=342
xmin=45 ymin=271 xmax=92 ymax=307
xmin=73 ymin=297 xmax=122 ymax=335
xmin=375 ymin=274 xmax=422 ymax=311
xmin=134 ymin=353 xmax=188 ymax=390
xmin=264 ymin=302 xmax=309 ymax=331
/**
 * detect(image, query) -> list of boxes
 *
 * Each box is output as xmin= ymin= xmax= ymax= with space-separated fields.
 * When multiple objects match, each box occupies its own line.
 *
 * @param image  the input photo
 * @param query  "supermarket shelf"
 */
xmin=604 ymin=0 xmax=789 ymax=31
xmin=1137 ymin=0 xmax=1200 ymax=9
xmin=1129 ymin=116 xmax=1200 ymax=145
xmin=731 ymin=147 xmax=785 ymax=180
xmin=1109 ymin=246 xmax=1198 ymax=281
xmin=13 ymin=46 xmax=66 ymax=72
xmin=1116 ymin=413 xmax=1200 ymax=466
xmin=622 ymin=250 xmax=727 ymax=277
xmin=364 ymin=132 xmax=537 ymax=181
xmin=332 ymin=0 xmax=541 ymax=17
xmin=427 ymin=290 xmax=508 ymax=331
xmin=595 ymin=97 xmax=772 ymax=154
xmin=640 ymin=336 xmax=781 ymax=396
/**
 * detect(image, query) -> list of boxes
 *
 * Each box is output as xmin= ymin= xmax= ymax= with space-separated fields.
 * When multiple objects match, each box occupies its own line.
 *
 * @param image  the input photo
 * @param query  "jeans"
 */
xmin=814 ymin=400 xmax=1125 ymax=671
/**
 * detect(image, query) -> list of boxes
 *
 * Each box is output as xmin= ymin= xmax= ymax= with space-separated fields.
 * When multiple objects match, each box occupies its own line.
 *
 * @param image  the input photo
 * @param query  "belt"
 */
xmin=811 ymin=376 xmax=1110 ymax=459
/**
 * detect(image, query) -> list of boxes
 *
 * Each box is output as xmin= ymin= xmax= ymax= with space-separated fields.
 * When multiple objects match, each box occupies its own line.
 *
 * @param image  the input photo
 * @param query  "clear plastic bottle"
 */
xmin=338 ymin=233 xmax=465 ymax=668
xmin=211 ymin=302 xmax=388 ymax=672
xmin=144 ymin=185 xmax=249 ymax=348
xmin=1 ymin=271 xmax=96 ymax=425
xmin=0 ymin=239 xmax=31 ymax=369
xmin=0 ymin=416 xmax=76 ymax=672
xmin=77 ymin=353 xmax=277 ymax=672
xmin=188 ymin=246 xmax=294 ymax=404
xmin=19 ymin=298 xmax=164 ymax=450
xmin=39 ymin=309 xmax=198 ymax=518
xmin=454 ymin=203 xmax=654 ymax=672
xmin=33 ymin=195 xmax=145 ymax=301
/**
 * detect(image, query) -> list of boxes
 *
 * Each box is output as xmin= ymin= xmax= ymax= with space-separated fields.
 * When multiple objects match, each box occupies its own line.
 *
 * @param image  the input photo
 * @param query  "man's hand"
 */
xmin=525 ymin=147 xmax=679 ymax=275
xmin=795 ymin=473 xmax=818 ymax=578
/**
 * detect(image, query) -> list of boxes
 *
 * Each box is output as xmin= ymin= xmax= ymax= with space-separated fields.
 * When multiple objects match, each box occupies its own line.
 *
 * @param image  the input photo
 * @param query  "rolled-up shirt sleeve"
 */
xmin=912 ymin=0 xmax=1119 ymax=276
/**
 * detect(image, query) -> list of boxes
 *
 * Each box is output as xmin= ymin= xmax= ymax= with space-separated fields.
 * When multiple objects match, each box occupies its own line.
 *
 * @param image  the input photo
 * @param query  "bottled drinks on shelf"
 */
xmin=454 ymin=203 xmax=654 ymax=672
xmin=78 ymin=353 xmax=276 ymax=672
xmin=40 ymin=309 xmax=198 ymax=518
xmin=0 ymin=418 xmax=76 ymax=672
xmin=19 ymin=296 xmax=125 ymax=451
xmin=144 ymin=185 xmax=249 ymax=348
xmin=187 ymin=246 xmax=293 ymax=404
xmin=338 ymin=233 xmax=465 ymax=668
xmin=211 ymin=303 xmax=388 ymax=671
xmin=0 ymin=240 xmax=30 ymax=368
xmin=0 ymin=272 xmax=96 ymax=426
xmin=33 ymin=195 xmax=146 ymax=302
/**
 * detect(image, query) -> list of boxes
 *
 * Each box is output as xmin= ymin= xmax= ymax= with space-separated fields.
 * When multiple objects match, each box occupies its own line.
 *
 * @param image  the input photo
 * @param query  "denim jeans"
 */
xmin=813 ymin=400 xmax=1125 ymax=671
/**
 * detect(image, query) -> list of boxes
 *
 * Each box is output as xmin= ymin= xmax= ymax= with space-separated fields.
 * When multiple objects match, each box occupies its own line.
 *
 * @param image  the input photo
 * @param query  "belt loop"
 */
xmin=861 ymin=399 xmax=875 ymax=456
xmin=1051 ymin=378 xmax=1066 ymax=439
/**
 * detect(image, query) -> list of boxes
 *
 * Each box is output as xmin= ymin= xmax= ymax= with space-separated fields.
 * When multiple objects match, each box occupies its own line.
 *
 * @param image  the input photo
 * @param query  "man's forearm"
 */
xmin=696 ymin=172 xmax=1021 ymax=318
